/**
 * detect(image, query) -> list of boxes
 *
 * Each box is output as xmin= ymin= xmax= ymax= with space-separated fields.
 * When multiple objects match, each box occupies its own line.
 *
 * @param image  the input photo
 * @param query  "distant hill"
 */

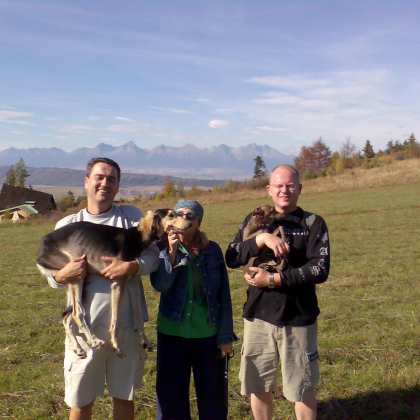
xmin=0 ymin=142 xmax=294 ymax=179
xmin=0 ymin=166 xmax=224 ymax=189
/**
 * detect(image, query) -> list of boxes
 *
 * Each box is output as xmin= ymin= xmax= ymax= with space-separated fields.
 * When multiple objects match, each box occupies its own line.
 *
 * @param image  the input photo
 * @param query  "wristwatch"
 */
xmin=268 ymin=273 xmax=275 ymax=289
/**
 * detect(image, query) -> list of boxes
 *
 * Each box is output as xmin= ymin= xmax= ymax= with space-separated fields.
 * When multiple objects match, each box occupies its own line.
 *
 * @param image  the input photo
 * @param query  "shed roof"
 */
xmin=0 ymin=204 xmax=39 ymax=215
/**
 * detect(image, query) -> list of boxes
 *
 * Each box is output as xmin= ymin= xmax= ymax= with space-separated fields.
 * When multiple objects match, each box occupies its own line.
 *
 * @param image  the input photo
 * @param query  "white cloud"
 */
xmin=195 ymin=98 xmax=210 ymax=103
xmin=149 ymin=106 xmax=194 ymax=115
xmin=0 ymin=110 xmax=37 ymax=126
xmin=257 ymin=126 xmax=289 ymax=132
xmin=115 ymin=117 xmax=138 ymax=123
xmin=208 ymin=119 xmax=229 ymax=129
xmin=246 ymin=76 xmax=329 ymax=90
xmin=11 ymin=130 xmax=26 ymax=135
xmin=243 ymin=129 xmax=263 ymax=136
xmin=255 ymin=93 xmax=301 ymax=105
xmin=87 ymin=116 xmax=101 ymax=121
xmin=59 ymin=124 xmax=97 ymax=133
xmin=45 ymin=117 xmax=58 ymax=121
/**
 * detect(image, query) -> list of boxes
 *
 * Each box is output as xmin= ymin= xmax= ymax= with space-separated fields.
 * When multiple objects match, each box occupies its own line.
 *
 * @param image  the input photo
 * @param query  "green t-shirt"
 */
xmin=157 ymin=246 xmax=217 ymax=338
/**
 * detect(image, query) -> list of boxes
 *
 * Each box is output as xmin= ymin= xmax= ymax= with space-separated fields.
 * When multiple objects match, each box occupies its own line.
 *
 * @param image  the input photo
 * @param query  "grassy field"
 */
xmin=1 ymin=174 xmax=420 ymax=419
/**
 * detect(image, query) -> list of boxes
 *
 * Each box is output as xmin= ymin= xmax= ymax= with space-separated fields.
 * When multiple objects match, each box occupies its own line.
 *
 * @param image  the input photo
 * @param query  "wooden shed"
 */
xmin=0 ymin=183 xmax=56 ymax=214
xmin=0 ymin=203 xmax=38 ymax=223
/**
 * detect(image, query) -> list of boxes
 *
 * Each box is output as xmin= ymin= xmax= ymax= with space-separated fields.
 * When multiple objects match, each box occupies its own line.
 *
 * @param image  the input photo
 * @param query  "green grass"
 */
xmin=1 ymin=183 xmax=420 ymax=419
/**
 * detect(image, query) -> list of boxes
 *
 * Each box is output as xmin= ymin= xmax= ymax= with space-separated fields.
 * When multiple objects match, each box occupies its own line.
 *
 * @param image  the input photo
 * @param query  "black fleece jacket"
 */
xmin=225 ymin=206 xmax=330 ymax=327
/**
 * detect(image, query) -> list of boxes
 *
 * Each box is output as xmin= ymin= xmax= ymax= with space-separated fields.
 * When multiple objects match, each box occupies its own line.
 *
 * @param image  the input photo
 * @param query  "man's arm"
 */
xmin=46 ymin=214 xmax=86 ymax=288
xmin=225 ymin=213 xmax=260 ymax=268
xmin=281 ymin=216 xmax=330 ymax=287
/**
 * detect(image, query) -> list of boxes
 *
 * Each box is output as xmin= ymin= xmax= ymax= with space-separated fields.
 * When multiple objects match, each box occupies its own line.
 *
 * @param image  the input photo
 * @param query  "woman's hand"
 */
xmin=166 ymin=229 xmax=179 ymax=265
xmin=219 ymin=342 xmax=233 ymax=355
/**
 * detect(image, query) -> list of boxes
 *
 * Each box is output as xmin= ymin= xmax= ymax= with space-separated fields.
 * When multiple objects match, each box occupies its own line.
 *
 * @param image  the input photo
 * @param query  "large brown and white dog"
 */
xmin=242 ymin=204 xmax=287 ymax=278
xmin=37 ymin=208 xmax=191 ymax=358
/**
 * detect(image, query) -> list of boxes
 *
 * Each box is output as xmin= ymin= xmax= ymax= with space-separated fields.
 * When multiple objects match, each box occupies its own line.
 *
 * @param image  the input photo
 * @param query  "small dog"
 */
xmin=37 ymin=208 xmax=191 ymax=358
xmin=242 ymin=204 xmax=286 ymax=278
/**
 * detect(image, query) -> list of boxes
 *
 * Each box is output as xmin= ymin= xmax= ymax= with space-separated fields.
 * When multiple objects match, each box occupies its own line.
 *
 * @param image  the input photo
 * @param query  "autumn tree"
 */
xmin=337 ymin=137 xmax=357 ymax=169
xmin=57 ymin=190 xmax=76 ymax=212
xmin=386 ymin=140 xmax=404 ymax=154
xmin=403 ymin=133 xmax=420 ymax=158
xmin=340 ymin=137 xmax=357 ymax=159
xmin=161 ymin=178 xmax=177 ymax=198
xmin=253 ymin=155 xmax=267 ymax=178
xmin=186 ymin=184 xmax=203 ymax=197
xmin=294 ymin=137 xmax=331 ymax=174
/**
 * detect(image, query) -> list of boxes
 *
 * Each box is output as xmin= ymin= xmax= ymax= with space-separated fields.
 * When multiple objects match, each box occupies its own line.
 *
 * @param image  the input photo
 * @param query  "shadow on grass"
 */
xmin=318 ymin=385 xmax=420 ymax=420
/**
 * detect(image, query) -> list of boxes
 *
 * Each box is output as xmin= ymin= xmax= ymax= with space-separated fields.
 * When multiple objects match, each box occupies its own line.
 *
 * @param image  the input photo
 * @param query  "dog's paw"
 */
xmin=113 ymin=347 xmax=126 ymax=358
xmin=90 ymin=337 xmax=105 ymax=349
xmin=140 ymin=333 xmax=153 ymax=352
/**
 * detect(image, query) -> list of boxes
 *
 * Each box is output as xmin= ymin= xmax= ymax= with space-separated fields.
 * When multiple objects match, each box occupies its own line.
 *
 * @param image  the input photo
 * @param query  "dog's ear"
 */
xmin=252 ymin=206 xmax=263 ymax=216
xmin=138 ymin=210 xmax=155 ymax=239
xmin=152 ymin=210 xmax=164 ymax=236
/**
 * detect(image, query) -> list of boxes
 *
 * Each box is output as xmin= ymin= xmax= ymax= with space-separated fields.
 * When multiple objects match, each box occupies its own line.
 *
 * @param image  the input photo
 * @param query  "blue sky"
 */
xmin=0 ymin=0 xmax=419 ymax=156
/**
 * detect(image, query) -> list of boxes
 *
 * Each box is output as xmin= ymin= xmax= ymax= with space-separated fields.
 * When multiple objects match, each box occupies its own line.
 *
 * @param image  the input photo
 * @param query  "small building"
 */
xmin=0 ymin=203 xmax=38 ymax=223
xmin=0 ymin=183 xmax=56 ymax=215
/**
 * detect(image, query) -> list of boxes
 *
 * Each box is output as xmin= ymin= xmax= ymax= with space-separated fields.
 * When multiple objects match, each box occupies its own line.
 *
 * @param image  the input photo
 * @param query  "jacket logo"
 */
xmin=319 ymin=247 xmax=328 ymax=256
xmin=309 ymin=266 xmax=321 ymax=276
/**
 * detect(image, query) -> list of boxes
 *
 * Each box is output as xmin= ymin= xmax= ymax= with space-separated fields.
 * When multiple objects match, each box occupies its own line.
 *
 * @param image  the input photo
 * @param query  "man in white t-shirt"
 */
xmin=46 ymin=157 xmax=159 ymax=420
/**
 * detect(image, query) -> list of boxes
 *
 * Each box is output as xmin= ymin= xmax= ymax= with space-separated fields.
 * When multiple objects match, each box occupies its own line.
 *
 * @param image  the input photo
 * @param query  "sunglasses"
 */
xmin=175 ymin=211 xmax=198 ymax=221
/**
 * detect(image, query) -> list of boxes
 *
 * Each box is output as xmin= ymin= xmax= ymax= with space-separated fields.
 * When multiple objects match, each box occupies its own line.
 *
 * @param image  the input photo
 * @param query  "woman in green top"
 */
xmin=151 ymin=199 xmax=237 ymax=420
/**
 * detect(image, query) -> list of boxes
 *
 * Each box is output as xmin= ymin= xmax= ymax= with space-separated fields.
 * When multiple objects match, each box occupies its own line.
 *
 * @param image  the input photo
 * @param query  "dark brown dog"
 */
xmin=242 ymin=204 xmax=286 ymax=278
xmin=37 ymin=208 xmax=191 ymax=358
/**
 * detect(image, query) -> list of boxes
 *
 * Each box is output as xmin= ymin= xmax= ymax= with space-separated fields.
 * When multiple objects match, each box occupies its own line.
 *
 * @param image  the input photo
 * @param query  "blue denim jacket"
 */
xmin=150 ymin=240 xmax=237 ymax=345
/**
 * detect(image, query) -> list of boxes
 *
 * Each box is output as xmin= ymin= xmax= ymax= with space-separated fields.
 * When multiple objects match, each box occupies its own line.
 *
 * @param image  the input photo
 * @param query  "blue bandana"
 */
xmin=173 ymin=199 xmax=204 ymax=222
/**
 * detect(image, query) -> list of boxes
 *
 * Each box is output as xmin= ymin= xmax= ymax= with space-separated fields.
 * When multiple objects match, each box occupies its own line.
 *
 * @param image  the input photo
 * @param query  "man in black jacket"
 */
xmin=225 ymin=164 xmax=330 ymax=420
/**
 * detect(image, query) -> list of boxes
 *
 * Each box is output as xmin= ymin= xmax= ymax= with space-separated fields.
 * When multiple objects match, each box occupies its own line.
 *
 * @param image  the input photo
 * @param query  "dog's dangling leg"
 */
xmin=62 ymin=307 xmax=86 ymax=358
xmin=110 ymin=280 xmax=125 ymax=358
xmin=127 ymin=276 xmax=153 ymax=352
xmin=69 ymin=282 xmax=105 ymax=351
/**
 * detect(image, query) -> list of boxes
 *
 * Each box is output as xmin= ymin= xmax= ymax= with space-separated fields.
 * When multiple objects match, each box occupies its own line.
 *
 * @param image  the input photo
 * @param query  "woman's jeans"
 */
xmin=156 ymin=332 xmax=227 ymax=420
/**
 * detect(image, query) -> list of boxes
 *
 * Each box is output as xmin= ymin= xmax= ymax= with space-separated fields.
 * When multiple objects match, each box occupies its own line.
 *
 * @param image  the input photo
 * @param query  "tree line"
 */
xmin=293 ymin=133 xmax=419 ymax=179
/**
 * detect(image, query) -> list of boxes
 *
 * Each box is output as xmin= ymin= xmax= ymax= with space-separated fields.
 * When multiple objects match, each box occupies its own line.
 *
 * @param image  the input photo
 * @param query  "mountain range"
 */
xmin=0 ymin=166 xmax=224 ymax=189
xmin=0 ymin=142 xmax=294 ymax=180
